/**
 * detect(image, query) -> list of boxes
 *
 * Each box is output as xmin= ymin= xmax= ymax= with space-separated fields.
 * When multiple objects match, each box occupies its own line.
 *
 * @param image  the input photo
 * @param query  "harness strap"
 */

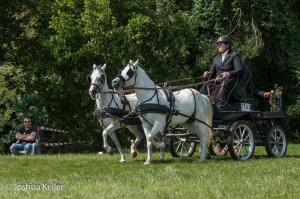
xmin=137 ymin=87 xmax=159 ymax=107
xmin=189 ymin=89 xmax=197 ymax=120
xmin=118 ymin=93 xmax=132 ymax=112
xmin=162 ymin=87 xmax=175 ymax=128
xmin=176 ymin=112 xmax=213 ymax=130
xmin=111 ymin=93 xmax=120 ymax=109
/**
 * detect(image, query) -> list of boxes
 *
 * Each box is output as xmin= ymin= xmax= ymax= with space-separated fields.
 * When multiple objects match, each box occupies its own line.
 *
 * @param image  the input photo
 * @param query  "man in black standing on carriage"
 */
xmin=200 ymin=35 xmax=244 ymax=110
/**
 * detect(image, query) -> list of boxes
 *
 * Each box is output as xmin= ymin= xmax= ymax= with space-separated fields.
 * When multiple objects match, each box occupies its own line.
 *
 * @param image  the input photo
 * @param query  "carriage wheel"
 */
xmin=228 ymin=121 xmax=255 ymax=160
xmin=208 ymin=142 xmax=228 ymax=157
xmin=169 ymin=129 xmax=197 ymax=158
xmin=265 ymin=126 xmax=287 ymax=158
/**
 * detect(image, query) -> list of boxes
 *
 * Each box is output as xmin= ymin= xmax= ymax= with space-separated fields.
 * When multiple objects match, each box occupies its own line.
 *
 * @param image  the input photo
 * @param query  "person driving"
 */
xmin=199 ymin=35 xmax=244 ymax=109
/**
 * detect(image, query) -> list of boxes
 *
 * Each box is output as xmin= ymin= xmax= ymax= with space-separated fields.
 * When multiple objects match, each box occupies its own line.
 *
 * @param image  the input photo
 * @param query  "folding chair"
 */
xmin=16 ymin=129 xmax=40 ymax=155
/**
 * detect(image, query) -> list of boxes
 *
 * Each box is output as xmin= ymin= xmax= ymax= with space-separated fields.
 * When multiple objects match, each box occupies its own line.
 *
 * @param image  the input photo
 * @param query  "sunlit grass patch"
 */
xmin=0 ymin=144 xmax=299 ymax=198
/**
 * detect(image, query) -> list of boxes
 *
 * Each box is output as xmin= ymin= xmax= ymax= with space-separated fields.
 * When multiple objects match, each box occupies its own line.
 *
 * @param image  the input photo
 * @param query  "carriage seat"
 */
xmin=231 ymin=64 xmax=252 ymax=100
xmin=228 ymin=63 xmax=253 ymax=111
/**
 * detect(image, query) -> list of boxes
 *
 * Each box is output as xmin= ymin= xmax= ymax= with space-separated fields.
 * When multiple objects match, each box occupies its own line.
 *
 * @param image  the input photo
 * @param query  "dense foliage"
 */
xmin=1 ymin=0 xmax=299 ymax=152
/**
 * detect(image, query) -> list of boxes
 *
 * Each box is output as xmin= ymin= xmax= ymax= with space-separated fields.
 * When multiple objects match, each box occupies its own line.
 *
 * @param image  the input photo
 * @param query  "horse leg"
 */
xmin=102 ymin=123 xmax=114 ymax=154
xmin=147 ymin=121 xmax=166 ymax=149
xmin=127 ymin=125 xmax=144 ymax=158
xmin=142 ymin=123 xmax=153 ymax=165
xmin=183 ymin=122 xmax=208 ymax=162
xmin=102 ymin=122 xmax=124 ymax=161
xmin=198 ymin=123 xmax=208 ymax=162
xmin=158 ymin=132 xmax=165 ymax=161
xmin=109 ymin=132 xmax=126 ymax=162
xmin=146 ymin=121 xmax=166 ymax=162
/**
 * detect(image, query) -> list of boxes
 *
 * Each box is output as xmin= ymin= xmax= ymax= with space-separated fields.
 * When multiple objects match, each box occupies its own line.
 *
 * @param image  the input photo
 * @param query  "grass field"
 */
xmin=0 ymin=144 xmax=299 ymax=199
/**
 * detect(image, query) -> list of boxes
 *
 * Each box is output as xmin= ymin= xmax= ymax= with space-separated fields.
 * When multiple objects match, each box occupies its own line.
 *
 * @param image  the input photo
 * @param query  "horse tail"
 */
xmin=203 ymin=95 xmax=213 ymax=145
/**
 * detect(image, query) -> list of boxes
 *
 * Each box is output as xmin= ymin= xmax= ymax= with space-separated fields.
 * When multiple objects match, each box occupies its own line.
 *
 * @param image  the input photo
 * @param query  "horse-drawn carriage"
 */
xmin=89 ymin=60 xmax=288 ymax=164
xmin=166 ymin=64 xmax=288 ymax=160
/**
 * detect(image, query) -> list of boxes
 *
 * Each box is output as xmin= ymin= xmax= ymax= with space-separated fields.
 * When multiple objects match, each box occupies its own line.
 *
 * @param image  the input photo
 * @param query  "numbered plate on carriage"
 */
xmin=241 ymin=103 xmax=251 ymax=111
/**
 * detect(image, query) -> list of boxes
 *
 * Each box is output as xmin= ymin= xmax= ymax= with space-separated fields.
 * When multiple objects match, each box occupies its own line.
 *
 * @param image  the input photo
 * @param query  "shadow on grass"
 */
xmin=252 ymin=154 xmax=300 ymax=159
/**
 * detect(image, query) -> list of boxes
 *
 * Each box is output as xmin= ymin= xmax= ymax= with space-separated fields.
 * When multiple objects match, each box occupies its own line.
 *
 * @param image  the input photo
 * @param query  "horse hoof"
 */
xmin=198 ymin=159 xmax=205 ymax=163
xmin=131 ymin=152 xmax=137 ymax=159
xmin=144 ymin=161 xmax=151 ymax=165
xmin=206 ymin=153 xmax=211 ymax=160
xmin=159 ymin=159 xmax=165 ymax=162
xmin=109 ymin=148 xmax=114 ymax=155
xmin=120 ymin=159 xmax=126 ymax=163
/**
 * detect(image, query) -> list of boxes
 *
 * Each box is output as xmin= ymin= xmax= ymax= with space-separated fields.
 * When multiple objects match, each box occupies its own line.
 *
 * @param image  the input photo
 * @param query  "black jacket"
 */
xmin=209 ymin=51 xmax=244 ymax=79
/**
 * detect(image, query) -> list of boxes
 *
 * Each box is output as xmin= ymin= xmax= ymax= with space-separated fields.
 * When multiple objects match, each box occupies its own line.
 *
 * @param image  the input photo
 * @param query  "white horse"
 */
xmin=112 ymin=60 xmax=213 ymax=165
xmin=88 ymin=64 xmax=143 ymax=162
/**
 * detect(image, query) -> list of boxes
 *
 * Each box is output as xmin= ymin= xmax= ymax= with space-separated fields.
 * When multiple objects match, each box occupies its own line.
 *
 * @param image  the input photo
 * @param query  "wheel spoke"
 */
xmin=277 ymin=133 xmax=282 ymax=142
xmin=277 ymin=141 xmax=284 ymax=145
xmin=180 ymin=143 xmax=184 ymax=155
xmin=240 ymin=127 xmax=246 ymax=138
xmin=271 ymin=133 xmax=276 ymax=141
xmin=235 ymin=127 xmax=241 ymax=140
xmin=238 ymin=146 xmax=243 ymax=158
xmin=243 ymin=133 xmax=250 ymax=141
xmin=242 ymin=145 xmax=248 ymax=157
xmin=175 ymin=142 xmax=182 ymax=152
xmin=271 ymin=144 xmax=278 ymax=154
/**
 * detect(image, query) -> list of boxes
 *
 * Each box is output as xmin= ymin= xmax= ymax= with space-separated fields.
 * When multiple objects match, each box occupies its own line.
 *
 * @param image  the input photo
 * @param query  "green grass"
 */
xmin=0 ymin=145 xmax=300 ymax=199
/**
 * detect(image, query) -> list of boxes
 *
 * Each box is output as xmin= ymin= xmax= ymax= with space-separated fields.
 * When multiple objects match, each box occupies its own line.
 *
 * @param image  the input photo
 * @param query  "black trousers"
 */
xmin=199 ymin=78 xmax=238 ymax=108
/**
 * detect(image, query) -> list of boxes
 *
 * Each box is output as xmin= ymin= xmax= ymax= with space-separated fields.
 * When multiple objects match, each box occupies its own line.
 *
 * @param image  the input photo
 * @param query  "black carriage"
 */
xmin=168 ymin=69 xmax=289 ymax=160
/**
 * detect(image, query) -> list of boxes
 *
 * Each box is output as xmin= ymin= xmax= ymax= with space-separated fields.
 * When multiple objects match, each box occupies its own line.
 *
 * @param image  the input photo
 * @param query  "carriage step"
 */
xmin=165 ymin=133 xmax=195 ymax=138
xmin=213 ymin=128 xmax=231 ymax=132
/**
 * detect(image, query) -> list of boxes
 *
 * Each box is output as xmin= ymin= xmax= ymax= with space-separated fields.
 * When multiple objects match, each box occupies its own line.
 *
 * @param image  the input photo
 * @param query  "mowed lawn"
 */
xmin=0 ymin=144 xmax=299 ymax=199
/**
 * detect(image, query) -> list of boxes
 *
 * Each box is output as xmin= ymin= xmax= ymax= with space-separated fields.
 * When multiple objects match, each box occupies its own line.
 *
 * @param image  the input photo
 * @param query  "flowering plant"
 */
xmin=269 ymin=84 xmax=282 ymax=109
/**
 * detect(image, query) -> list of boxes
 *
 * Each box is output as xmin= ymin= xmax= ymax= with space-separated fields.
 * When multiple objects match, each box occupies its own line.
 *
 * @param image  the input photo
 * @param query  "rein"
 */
xmin=157 ymin=76 xmax=206 ymax=86
xmin=117 ymin=76 xmax=225 ymax=94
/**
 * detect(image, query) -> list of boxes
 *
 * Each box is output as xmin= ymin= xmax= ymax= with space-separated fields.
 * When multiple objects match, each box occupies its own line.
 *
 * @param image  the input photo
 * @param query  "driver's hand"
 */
xmin=220 ymin=72 xmax=230 ymax=79
xmin=203 ymin=71 xmax=211 ymax=78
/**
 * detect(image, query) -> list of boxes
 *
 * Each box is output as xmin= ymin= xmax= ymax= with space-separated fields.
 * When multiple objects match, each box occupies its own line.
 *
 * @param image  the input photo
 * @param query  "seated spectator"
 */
xmin=10 ymin=117 xmax=37 ymax=156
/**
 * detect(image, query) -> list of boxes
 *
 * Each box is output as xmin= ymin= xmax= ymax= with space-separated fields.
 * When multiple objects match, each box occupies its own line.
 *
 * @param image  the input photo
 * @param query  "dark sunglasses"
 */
xmin=24 ymin=121 xmax=31 ymax=123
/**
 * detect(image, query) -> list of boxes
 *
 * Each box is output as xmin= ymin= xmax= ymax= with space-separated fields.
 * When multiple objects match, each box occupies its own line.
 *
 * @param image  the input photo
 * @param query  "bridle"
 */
xmin=116 ymin=63 xmax=138 ymax=89
xmin=89 ymin=66 xmax=106 ymax=94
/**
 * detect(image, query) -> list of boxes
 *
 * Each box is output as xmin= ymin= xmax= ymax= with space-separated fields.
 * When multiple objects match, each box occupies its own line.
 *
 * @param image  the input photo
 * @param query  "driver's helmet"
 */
xmin=216 ymin=35 xmax=232 ymax=44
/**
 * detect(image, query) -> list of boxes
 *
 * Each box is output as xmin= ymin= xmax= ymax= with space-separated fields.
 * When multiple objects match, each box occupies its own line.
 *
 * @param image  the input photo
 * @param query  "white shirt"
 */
xmin=221 ymin=50 xmax=229 ymax=63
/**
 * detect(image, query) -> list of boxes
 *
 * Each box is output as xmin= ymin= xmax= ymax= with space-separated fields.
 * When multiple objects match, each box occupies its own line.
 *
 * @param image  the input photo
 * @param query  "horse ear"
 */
xmin=93 ymin=64 xmax=96 ymax=69
xmin=134 ymin=59 xmax=139 ymax=65
xmin=102 ymin=64 xmax=107 ymax=71
xmin=129 ymin=60 xmax=133 ymax=64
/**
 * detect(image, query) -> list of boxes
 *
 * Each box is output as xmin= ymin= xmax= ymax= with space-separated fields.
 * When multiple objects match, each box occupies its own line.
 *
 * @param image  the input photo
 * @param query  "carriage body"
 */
xmin=169 ymin=80 xmax=288 ymax=160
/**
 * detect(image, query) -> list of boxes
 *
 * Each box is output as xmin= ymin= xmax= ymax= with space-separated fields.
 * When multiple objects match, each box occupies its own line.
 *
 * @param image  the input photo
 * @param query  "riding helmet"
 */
xmin=216 ymin=35 xmax=232 ymax=44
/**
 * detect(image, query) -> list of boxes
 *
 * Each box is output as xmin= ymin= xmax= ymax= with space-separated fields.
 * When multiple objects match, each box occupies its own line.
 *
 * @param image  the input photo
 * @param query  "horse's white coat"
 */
xmin=88 ymin=64 xmax=143 ymax=162
xmin=112 ymin=60 xmax=213 ymax=164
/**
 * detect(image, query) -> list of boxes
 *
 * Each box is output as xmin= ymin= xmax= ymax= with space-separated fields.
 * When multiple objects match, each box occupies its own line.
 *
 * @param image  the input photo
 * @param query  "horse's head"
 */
xmin=88 ymin=64 xmax=107 ymax=99
xmin=112 ymin=60 xmax=138 ymax=90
